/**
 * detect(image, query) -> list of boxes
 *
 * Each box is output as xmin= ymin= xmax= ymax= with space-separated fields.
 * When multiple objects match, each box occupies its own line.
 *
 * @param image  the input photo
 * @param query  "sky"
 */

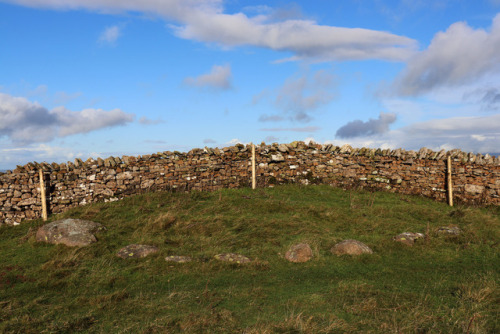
xmin=1 ymin=0 xmax=500 ymax=170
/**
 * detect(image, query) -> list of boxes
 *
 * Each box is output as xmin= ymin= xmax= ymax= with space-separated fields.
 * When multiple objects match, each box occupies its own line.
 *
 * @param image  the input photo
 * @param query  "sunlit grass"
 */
xmin=1 ymin=185 xmax=498 ymax=333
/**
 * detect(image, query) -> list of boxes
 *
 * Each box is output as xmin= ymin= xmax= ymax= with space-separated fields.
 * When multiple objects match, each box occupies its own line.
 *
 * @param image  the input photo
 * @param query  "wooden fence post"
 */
xmin=447 ymin=156 xmax=453 ymax=207
xmin=251 ymin=143 xmax=256 ymax=190
xmin=39 ymin=169 xmax=48 ymax=221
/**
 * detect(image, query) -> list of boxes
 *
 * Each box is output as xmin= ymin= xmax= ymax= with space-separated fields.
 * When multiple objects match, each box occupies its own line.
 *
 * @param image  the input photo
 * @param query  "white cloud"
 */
xmin=394 ymin=14 xmax=500 ymax=96
xmin=336 ymin=112 xmax=397 ymax=138
xmin=99 ymin=25 xmax=121 ymax=45
xmin=203 ymin=138 xmax=216 ymax=144
xmin=4 ymin=0 xmax=417 ymax=62
xmin=0 ymin=92 xmax=134 ymax=144
xmin=184 ymin=64 xmax=232 ymax=90
xmin=226 ymin=138 xmax=243 ymax=145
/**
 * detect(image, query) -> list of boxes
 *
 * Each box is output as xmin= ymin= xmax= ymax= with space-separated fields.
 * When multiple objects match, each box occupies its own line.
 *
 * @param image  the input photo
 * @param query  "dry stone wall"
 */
xmin=1 ymin=142 xmax=499 ymax=226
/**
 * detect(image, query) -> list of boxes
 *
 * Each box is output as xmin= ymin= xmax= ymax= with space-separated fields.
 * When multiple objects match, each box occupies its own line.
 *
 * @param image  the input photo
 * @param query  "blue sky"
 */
xmin=1 ymin=0 xmax=500 ymax=170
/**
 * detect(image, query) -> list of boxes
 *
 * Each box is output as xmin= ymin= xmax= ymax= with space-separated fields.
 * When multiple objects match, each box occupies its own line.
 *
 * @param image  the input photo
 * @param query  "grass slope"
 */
xmin=0 ymin=185 xmax=499 ymax=333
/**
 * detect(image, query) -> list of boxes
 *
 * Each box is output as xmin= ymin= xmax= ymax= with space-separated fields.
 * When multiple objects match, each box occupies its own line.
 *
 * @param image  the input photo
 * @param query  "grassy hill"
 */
xmin=1 ymin=185 xmax=499 ymax=333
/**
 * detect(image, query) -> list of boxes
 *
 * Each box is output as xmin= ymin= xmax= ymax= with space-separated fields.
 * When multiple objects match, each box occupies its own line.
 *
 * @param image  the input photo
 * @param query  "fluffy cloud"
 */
xmin=0 ymin=92 xmax=134 ymax=144
xmin=395 ymin=14 xmax=500 ymax=96
xmin=3 ymin=0 xmax=417 ymax=62
xmin=184 ymin=64 xmax=232 ymax=90
xmin=99 ymin=25 xmax=121 ymax=45
xmin=336 ymin=112 xmax=397 ymax=138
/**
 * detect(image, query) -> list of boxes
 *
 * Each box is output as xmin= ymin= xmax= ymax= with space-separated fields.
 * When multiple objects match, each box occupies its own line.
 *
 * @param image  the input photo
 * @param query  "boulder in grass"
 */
xmin=393 ymin=232 xmax=425 ymax=246
xmin=331 ymin=239 xmax=373 ymax=255
xmin=165 ymin=255 xmax=192 ymax=263
xmin=117 ymin=244 xmax=159 ymax=259
xmin=285 ymin=243 xmax=313 ymax=263
xmin=36 ymin=219 xmax=105 ymax=247
xmin=214 ymin=253 xmax=251 ymax=263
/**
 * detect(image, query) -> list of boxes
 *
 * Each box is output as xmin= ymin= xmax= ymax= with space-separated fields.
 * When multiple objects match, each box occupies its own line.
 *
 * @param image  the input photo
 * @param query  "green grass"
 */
xmin=1 ymin=185 xmax=499 ymax=333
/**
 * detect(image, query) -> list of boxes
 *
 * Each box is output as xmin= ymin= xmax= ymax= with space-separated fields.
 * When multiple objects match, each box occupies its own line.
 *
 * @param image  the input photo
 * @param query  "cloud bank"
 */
xmin=0 ymin=92 xmax=134 ymax=144
xmin=3 ymin=0 xmax=417 ymax=62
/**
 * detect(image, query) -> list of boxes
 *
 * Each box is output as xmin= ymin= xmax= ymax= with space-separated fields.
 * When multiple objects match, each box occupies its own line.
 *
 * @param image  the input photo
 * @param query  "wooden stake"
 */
xmin=251 ymin=143 xmax=256 ymax=189
xmin=447 ymin=156 xmax=453 ymax=207
xmin=39 ymin=169 xmax=48 ymax=221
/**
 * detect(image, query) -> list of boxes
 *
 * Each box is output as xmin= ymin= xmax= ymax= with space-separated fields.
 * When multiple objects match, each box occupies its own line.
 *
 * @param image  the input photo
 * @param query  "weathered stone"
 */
xmin=278 ymin=144 xmax=289 ymax=153
xmin=393 ymin=232 xmax=425 ymax=246
xmin=271 ymin=154 xmax=285 ymax=162
xmin=339 ymin=144 xmax=352 ymax=154
xmin=117 ymin=244 xmax=159 ymax=259
xmin=18 ymin=198 xmax=37 ymax=206
xmin=214 ymin=253 xmax=251 ymax=263
xmin=165 ymin=255 xmax=192 ymax=263
xmin=331 ymin=240 xmax=373 ymax=255
xmin=36 ymin=219 xmax=105 ymax=247
xmin=465 ymin=184 xmax=485 ymax=194
xmin=285 ymin=243 xmax=313 ymax=263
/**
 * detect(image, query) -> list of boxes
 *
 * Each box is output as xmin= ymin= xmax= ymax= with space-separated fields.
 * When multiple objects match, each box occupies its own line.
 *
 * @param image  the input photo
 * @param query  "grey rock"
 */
xmin=36 ymin=219 xmax=106 ymax=247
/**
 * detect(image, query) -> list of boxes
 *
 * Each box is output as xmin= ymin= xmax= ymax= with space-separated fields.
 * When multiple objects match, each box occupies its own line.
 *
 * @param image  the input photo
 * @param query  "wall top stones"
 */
xmin=1 ymin=142 xmax=499 ymax=177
